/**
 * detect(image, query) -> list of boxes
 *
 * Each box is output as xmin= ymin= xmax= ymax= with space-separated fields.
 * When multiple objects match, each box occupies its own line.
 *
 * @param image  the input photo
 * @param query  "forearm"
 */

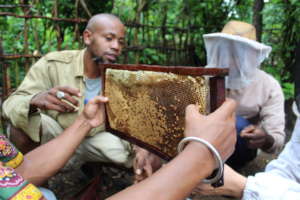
xmin=15 ymin=115 xmax=92 ymax=185
xmin=259 ymin=127 xmax=285 ymax=153
xmin=224 ymin=169 xmax=247 ymax=198
xmin=3 ymin=94 xmax=36 ymax=124
xmin=108 ymin=143 xmax=215 ymax=200
xmin=3 ymin=58 xmax=51 ymax=127
xmin=261 ymin=134 xmax=275 ymax=152
xmin=260 ymin=83 xmax=285 ymax=153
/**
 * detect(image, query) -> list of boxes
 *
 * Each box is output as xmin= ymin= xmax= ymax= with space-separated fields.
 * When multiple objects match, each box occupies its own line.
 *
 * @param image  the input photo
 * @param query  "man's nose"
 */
xmin=111 ymin=40 xmax=121 ymax=52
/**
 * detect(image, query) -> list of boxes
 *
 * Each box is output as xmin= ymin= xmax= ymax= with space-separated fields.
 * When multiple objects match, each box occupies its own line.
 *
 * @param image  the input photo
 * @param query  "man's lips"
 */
xmin=104 ymin=53 xmax=117 ymax=62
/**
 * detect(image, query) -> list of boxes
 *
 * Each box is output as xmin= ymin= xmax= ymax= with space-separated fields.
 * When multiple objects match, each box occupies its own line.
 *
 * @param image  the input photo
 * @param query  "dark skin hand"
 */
xmin=30 ymin=86 xmax=81 ymax=113
xmin=240 ymin=125 xmax=274 ymax=151
xmin=133 ymin=145 xmax=162 ymax=183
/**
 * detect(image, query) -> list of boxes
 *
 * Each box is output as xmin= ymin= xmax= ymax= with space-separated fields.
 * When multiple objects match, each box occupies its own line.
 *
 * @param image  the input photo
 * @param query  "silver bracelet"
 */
xmin=177 ymin=136 xmax=224 ymax=185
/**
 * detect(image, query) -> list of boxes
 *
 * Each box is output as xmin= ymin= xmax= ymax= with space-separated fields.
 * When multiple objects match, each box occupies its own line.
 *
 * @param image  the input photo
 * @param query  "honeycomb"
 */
xmin=104 ymin=69 xmax=209 ymax=158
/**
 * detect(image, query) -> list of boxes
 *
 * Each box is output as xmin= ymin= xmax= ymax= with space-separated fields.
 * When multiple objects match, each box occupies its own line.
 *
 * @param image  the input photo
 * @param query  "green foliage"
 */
xmin=263 ymin=63 xmax=294 ymax=100
xmin=0 ymin=0 xmax=113 ymax=88
xmin=0 ymin=0 xmax=298 ymax=100
xmin=261 ymin=0 xmax=300 ymax=99
xmin=282 ymin=82 xmax=295 ymax=100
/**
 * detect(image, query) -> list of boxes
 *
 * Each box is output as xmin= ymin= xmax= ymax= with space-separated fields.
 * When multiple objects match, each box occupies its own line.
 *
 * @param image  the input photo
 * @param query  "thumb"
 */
xmin=90 ymin=96 xmax=109 ymax=104
xmin=134 ymin=157 xmax=145 ymax=175
xmin=144 ymin=162 xmax=153 ymax=177
xmin=210 ymin=98 xmax=236 ymax=120
xmin=185 ymin=104 xmax=204 ymax=123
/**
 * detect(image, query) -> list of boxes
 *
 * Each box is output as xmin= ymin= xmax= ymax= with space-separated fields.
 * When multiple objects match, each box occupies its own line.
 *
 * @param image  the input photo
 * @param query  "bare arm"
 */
xmin=15 ymin=96 xmax=108 ymax=185
xmin=259 ymin=76 xmax=285 ymax=153
xmin=108 ymin=99 xmax=237 ymax=200
xmin=221 ymin=165 xmax=247 ymax=198
xmin=193 ymin=165 xmax=247 ymax=198
xmin=2 ymin=57 xmax=51 ymax=140
xmin=109 ymin=143 xmax=215 ymax=200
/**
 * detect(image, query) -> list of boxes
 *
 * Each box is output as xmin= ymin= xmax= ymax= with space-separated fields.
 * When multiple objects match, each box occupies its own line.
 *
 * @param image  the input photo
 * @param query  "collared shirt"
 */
xmin=2 ymin=49 xmax=104 ymax=142
xmin=227 ymin=69 xmax=285 ymax=153
xmin=243 ymin=118 xmax=300 ymax=199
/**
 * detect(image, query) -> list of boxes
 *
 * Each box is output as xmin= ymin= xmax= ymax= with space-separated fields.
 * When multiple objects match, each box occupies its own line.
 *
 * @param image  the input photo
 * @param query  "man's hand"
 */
xmin=30 ymin=86 xmax=81 ymax=113
xmin=133 ymin=145 xmax=162 ymax=183
xmin=240 ymin=125 xmax=274 ymax=150
xmin=81 ymin=95 xmax=108 ymax=128
xmin=184 ymin=98 xmax=237 ymax=161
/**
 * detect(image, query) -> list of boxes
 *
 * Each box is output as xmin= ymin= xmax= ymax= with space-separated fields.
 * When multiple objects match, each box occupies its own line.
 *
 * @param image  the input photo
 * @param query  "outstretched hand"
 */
xmin=184 ymin=98 xmax=237 ymax=161
xmin=81 ymin=95 xmax=109 ymax=128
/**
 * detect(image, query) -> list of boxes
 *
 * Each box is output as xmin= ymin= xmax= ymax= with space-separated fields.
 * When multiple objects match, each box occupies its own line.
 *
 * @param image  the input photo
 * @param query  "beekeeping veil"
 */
xmin=203 ymin=20 xmax=272 ymax=90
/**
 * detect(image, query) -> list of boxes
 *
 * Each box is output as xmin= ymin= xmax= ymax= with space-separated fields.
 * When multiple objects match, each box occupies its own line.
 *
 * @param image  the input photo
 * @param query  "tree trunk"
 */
xmin=252 ymin=0 xmax=264 ymax=42
xmin=53 ymin=0 xmax=62 ymax=50
xmin=294 ymin=42 xmax=300 ymax=98
xmin=20 ymin=0 xmax=30 ymax=71
xmin=133 ymin=0 xmax=148 ymax=64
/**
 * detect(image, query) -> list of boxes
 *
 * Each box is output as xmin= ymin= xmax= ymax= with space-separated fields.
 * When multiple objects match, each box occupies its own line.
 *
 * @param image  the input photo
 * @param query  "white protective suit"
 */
xmin=243 ymin=118 xmax=300 ymax=199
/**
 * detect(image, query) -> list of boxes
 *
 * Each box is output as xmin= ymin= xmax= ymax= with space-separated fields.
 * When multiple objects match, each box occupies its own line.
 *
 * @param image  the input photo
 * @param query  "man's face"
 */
xmin=84 ymin=20 xmax=125 ymax=64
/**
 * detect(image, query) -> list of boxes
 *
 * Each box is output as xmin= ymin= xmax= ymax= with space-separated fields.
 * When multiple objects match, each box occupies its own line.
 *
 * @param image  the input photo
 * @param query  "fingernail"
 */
xmin=135 ymin=169 xmax=142 ymax=175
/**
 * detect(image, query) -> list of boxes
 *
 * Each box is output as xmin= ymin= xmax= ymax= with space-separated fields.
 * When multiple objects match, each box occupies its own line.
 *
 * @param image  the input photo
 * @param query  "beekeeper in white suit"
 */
xmin=204 ymin=20 xmax=285 ymax=169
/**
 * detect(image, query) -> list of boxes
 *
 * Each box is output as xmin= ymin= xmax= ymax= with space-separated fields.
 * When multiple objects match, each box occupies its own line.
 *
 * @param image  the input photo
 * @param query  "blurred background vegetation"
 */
xmin=0 ymin=0 xmax=299 ymax=100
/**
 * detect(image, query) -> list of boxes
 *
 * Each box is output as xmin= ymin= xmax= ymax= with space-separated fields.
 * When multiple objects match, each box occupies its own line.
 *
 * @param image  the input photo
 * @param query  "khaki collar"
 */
xmin=74 ymin=48 xmax=86 ymax=78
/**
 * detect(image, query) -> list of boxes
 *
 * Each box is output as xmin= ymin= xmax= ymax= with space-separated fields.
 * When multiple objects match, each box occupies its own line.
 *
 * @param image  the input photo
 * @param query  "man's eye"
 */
xmin=106 ymin=37 xmax=112 ymax=41
xmin=119 ymin=40 xmax=125 ymax=46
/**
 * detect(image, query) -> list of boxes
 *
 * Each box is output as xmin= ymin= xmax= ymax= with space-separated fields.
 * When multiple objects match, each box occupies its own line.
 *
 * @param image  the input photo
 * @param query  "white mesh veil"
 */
xmin=203 ymin=33 xmax=272 ymax=89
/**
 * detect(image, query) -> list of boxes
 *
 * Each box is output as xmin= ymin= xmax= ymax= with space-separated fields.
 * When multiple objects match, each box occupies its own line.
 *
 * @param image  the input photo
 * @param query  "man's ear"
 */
xmin=83 ymin=29 xmax=92 ymax=45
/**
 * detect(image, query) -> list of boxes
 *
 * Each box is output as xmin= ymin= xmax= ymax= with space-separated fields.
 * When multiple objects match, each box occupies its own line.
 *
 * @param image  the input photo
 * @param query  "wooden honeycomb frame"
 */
xmin=101 ymin=64 xmax=228 ymax=160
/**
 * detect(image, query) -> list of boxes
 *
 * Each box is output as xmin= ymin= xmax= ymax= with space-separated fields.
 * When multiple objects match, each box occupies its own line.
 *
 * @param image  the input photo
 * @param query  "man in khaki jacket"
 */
xmin=2 ymin=14 xmax=161 ymax=176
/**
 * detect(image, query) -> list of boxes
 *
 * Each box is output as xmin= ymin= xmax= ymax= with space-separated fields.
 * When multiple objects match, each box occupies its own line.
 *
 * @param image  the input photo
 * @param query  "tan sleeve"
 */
xmin=260 ymin=77 xmax=285 ymax=153
xmin=2 ymin=57 xmax=52 ymax=142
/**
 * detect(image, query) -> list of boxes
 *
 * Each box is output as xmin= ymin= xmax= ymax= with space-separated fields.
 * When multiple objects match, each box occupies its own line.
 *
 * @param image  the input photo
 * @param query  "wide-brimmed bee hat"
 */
xmin=204 ymin=20 xmax=272 ymax=90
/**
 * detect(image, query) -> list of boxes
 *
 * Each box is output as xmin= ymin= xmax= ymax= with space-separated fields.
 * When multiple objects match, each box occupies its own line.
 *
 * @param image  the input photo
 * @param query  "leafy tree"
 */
xmin=0 ymin=0 xmax=299 ymax=100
